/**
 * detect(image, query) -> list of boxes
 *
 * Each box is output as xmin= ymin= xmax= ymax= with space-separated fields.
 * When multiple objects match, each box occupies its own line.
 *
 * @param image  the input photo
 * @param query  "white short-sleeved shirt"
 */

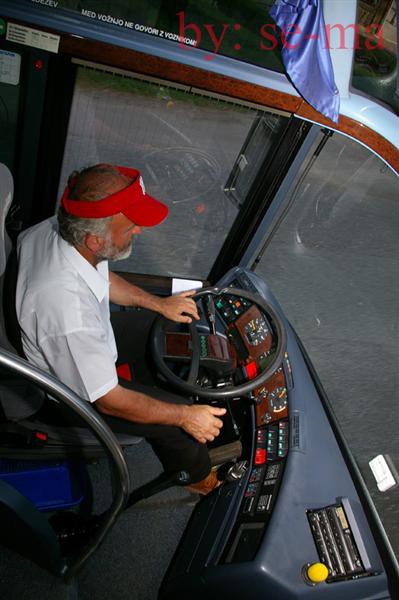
xmin=16 ymin=218 xmax=118 ymax=402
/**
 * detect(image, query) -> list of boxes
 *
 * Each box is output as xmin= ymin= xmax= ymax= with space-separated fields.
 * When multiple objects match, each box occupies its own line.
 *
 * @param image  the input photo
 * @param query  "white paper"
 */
xmin=172 ymin=278 xmax=203 ymax=295
xmin=369 ymin=454 xmax=397 ymax=492
xmin=7 ymin=23 xmax=60 ymax=54
xmin=0 ymin=50 xmax=21 ymax=85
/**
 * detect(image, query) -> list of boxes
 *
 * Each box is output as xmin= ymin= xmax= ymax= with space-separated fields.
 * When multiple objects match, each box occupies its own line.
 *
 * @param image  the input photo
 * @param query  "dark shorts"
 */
xmin=104 ymin=309 xmax=211 ymax=483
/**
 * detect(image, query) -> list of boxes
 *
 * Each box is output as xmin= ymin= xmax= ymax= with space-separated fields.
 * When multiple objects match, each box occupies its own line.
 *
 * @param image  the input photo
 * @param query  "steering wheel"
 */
xmin=151 ymin=287 xmax=287 ymax=399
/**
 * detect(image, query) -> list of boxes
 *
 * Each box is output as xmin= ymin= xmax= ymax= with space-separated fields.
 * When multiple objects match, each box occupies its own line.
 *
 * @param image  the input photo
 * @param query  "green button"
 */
xmin=0 ymin=19 xmax=6 ymax=36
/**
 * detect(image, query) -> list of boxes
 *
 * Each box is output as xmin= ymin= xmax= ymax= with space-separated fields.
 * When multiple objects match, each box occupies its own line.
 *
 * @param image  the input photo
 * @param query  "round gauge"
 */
xmin=268 ymin=387 xmax=287 ymax=413
xmin=244 ymin=317 xmax=270 ymax=346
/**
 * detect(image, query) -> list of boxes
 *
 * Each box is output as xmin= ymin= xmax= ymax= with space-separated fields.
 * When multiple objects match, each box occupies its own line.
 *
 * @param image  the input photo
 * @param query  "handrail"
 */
xmin=0 ymin=346 xmax=131 ymax=578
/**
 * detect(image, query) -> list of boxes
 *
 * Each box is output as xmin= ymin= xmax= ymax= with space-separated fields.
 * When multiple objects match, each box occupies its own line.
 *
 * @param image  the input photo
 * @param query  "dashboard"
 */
xmin=160 ymin=268 xmax=392 ymax=600
xmin=211 ymin=286 xmax=291 ymax=540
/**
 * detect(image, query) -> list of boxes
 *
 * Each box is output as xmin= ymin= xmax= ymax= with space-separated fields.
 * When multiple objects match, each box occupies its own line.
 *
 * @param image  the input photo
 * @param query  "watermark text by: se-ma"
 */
xmin=178 ymin=11 xmax=386 ymax=61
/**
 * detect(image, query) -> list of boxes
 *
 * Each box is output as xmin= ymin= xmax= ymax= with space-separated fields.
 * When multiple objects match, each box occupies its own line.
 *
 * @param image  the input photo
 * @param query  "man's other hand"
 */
xmin=160 ymin=290 xmax=200 ymax=323
xmin=180 ymin=405 xmax=226 ymax=444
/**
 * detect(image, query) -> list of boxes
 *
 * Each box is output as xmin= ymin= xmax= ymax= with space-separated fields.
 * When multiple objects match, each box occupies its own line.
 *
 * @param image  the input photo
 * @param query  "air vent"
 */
xmin=291 ymin=413 xmax=301 ymax=450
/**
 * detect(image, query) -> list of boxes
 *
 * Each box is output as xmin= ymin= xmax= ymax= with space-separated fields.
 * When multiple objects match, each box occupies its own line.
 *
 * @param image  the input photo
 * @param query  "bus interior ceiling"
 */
xmin=0 ymin=1 xmax=398 ymax=600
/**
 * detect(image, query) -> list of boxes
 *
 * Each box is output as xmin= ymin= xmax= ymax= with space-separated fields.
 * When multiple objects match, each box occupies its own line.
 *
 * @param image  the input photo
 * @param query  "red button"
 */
xmin=255 ymin=448 xmax=266 ymax=465
xmin=245 ymin=361 xmax=258 ymax=380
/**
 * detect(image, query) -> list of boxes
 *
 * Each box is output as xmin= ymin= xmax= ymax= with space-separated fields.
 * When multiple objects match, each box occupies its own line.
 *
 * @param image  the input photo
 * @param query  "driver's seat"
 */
xmin=0 ymin=162 xmax=45 ymax=422
xmin=0 ymin=162 xmax=142 ymax=457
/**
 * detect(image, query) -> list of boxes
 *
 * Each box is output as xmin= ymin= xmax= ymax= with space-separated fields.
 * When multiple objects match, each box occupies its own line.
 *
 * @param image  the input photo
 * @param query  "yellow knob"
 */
xmin=307 ymin=562 xmax=329 ymax=583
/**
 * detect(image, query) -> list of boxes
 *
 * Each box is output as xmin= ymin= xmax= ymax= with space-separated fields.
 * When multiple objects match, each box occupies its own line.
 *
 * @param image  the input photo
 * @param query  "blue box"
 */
xmin=0 ymin=459 xmax=85 ymax=511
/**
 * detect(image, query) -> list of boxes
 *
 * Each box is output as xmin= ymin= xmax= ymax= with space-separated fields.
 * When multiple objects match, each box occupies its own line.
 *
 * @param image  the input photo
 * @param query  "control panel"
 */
xmin=214 ymin=291 xmax=275 ymax=387
xmin=215 ymin=294 xmax=252 ymax=324
xmin=218 ymin=275 xmax=291 ymax=564
xmin=242 ymin=460 xmax=284 ymax=517
xmin=163 ymin=270 xmax=389 ymax=600
xmin=254 ymin=365 xmax=289 ymax=426
xmin=307 ymin=501 xmax=372 ymax=582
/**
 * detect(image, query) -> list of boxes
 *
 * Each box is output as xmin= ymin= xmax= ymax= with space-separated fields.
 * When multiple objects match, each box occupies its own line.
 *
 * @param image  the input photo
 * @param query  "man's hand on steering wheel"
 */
xmin=179 ymin=404 xmax=226 ymax=444
xmin=159 ymin=290 xmax=200 ymax=323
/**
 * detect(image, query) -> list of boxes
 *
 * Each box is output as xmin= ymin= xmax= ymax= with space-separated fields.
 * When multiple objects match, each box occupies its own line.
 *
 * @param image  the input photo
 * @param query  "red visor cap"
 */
xmin=61 ymin=166 xmax=169 ymax=227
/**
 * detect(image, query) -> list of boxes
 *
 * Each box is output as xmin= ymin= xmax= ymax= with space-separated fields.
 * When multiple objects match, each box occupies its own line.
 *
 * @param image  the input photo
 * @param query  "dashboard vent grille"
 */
xmin=291 ymin=414 xmax=301 ymax=449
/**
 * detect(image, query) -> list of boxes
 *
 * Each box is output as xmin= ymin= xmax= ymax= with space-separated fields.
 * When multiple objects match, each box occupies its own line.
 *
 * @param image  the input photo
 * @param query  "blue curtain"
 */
xmin=270 ymin=0 xmax=340 ymax=123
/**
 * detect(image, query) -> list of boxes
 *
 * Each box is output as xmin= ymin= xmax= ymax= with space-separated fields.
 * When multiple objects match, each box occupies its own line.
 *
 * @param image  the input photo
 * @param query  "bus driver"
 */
xmin=16 ymin=163 xmax=226 ymax=495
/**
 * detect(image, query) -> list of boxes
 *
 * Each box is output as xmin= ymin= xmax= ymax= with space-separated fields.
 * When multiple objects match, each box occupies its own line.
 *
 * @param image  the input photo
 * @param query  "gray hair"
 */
xmin=57 ymin=164 xmax=128 ymax=247
xmin=57 ymin=206 xmax=112 ymax=247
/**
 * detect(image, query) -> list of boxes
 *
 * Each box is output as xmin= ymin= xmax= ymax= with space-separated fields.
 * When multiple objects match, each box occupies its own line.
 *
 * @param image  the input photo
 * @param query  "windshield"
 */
xmin=255 ymin=129 xmax=399 ymax=558
xmin=58 ymin=64 xmax=289 ymax=279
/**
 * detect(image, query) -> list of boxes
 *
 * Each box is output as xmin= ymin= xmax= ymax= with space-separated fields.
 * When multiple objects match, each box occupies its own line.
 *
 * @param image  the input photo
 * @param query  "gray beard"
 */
xmin=95 ymin=239 xmax=133 ymax=262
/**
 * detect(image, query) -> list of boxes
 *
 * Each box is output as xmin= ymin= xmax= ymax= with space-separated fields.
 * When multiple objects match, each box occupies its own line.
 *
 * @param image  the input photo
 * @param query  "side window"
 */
xmin=255 ymin=131 xmax=399 ymax=556
xmin=58 ymin=64 xmax=288 ymax=279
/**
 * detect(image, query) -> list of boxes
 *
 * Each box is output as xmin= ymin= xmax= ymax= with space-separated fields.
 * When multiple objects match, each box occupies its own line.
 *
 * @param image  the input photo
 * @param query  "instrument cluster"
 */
xmin=254 ymin=366 xmax=288 ymax=426
xmin=215 ymin=291 xmax=290 ymax=425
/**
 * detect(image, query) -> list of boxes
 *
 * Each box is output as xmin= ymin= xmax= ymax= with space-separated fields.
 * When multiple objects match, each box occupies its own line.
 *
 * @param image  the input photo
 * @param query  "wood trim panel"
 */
xmin=296 ymin=100 xmax=399 ymax=173
xmin=234 ymin=305 xmax=273 ymax=360
xmin=255 ymin=367 xmax=288 ymax=426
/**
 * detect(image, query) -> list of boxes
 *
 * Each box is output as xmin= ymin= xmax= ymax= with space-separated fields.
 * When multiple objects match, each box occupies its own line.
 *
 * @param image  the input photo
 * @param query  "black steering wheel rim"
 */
xmin=151 ymin=287 xmax=287 ymax=399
